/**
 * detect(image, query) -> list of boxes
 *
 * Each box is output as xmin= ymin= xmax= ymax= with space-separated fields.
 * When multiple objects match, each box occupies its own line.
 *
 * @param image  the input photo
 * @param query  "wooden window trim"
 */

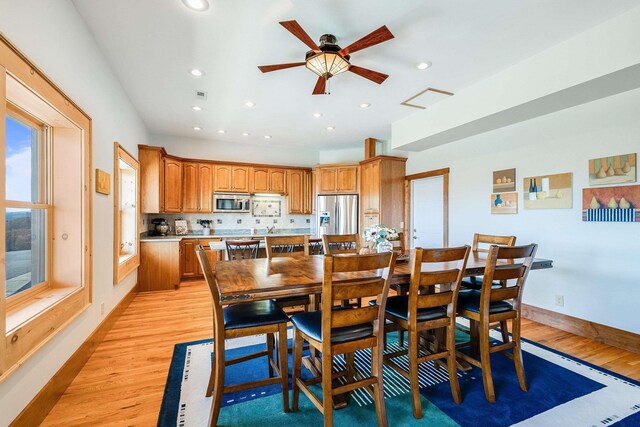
xmin=113 ymin=142 xmax=140 ymax=284
xmin=1 ymin=34 xmax=92 ymax=381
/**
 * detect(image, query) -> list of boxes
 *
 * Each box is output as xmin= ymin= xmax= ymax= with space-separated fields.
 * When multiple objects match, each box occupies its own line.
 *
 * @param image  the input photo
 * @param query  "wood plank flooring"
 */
xmin=40 ymin=280 xmax=640 ymax=426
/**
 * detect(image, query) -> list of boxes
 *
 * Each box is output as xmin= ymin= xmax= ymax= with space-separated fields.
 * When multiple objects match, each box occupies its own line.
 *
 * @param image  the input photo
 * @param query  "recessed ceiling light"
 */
xmin=192 ymin=106 xmax=202 ymax=111
xmin=264 ymin=135 xmax=272 ymax=139
xmin=327 ymin=126 xmax=335 ymax=131
xmin=181 ymin=0 xmax=209 ymax=12
xmin=217 ymin=129 xmax=225 ymax=134
xmin=193 ymin=126 xmax=201 ymax=131
xmin=245 ymin=101 xmax=255 ymax=108
xmin=360 ymin=103 xmax=371 ymax=108
xmin=242 ymin=132 xmax=250 ymax=136
xmin=190 ymin=68 xmax=205 ymax=77
xmin=313 ymin=113 xmax=322 ymax=118
xmin=416 ymin=62 xmax=432 ymax=70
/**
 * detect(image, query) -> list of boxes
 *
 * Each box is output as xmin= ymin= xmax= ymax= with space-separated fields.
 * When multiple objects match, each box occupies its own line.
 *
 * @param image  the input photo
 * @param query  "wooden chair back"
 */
xmin=195 ymin=245 xmax=224 ymax=339
xmin=391 ymin=231 xmax=406 ymax=255
xmin=265 ymin=235 xmax=310 ymax=259
xmin=472 ymin=233 xmax=516 ymax=253
xmin=322 ymin=233 xmax=359 ymax=255
xmin=308 ymin=237 xmax=324 ymax=255
xmin=321 ymin=252 xmax=397 ymax=345
xmin=225 ymin=239 xmax=260 ymax=260
xmin=481 ymin=244 xmax=538 ymax=311
xmin=408 ymin=246 xmax=471 ymax=321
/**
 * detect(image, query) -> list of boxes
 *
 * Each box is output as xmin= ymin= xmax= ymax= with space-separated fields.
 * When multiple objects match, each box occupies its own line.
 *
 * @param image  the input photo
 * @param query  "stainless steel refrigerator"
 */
xmin=316 ymin=194 xmax=359 ymax=237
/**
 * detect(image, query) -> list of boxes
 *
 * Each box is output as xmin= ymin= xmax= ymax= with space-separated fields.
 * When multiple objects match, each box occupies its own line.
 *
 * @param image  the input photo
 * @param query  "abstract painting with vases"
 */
xmin=493 ymin=168 xmax=516 ymax=193
xmin=582 ymin=185 xmax=639 ymax=222
xmin=523 ymin=172 xmax=572 ymax=209
xmin=588 ymin=153 xmax=636 ymax=186
xmin=491 ymin=192 xmax=518 ymax=214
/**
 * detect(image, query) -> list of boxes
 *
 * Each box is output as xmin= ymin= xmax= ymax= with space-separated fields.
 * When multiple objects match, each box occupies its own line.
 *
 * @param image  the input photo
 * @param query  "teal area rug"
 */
xmin=158 ymin=329 xmax=640 ymax=426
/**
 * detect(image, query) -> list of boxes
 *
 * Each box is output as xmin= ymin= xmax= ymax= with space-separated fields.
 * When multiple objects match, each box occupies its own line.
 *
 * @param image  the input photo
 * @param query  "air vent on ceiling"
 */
xmin=196 ymin=90 xmax=207 ymax=100
xmin=400 ymin=87 xmax=453 ymax=109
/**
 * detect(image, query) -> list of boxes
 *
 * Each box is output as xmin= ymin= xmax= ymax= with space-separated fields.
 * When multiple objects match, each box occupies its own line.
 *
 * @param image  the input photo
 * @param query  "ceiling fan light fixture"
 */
xmin=181 ymin=0 xmax=209 ymax=12
xmin=305 ymin=52 xmax=350 ymax=79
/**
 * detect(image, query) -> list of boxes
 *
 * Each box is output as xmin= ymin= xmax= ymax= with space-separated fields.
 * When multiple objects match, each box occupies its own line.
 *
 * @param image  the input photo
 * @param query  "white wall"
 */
xmin=405 ymin=88 xmax=640 ymax=333
xmin=152 ymin=134 xmax=319 ymax=167
xmin=0 ymin=1 xmax=148 ymax=424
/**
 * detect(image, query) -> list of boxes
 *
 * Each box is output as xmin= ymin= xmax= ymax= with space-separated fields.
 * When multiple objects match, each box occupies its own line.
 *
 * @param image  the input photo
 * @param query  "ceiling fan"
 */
xmin=258 ymin=20 xmax=394 ymax=95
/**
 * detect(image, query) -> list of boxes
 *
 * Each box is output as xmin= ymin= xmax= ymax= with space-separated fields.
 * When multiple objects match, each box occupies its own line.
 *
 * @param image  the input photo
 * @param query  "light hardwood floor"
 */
xmin=40 ymin=280 xmax=640 ymax=426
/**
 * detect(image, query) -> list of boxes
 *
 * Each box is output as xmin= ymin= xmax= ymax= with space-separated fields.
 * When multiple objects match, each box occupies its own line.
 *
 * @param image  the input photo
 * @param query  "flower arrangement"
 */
xmin=362 ymin=224 xmax=399 ymax=244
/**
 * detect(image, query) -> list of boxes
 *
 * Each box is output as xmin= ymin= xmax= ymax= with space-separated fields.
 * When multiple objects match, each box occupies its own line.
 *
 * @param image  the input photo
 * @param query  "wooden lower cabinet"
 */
xmin=139 ymin=241 xmax=180 ymax=291
xmin=180 ymin=238 xmax=221 ymax=279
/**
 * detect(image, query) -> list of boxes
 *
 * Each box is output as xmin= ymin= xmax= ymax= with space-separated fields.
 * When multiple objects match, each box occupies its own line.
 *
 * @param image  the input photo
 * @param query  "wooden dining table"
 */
xmin=214 ymin=251 xmax=553 ymax=304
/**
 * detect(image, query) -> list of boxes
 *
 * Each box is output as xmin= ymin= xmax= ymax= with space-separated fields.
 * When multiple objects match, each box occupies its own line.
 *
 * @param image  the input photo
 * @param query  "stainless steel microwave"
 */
xmin=213 ymin=193 xmax=251 ymax=213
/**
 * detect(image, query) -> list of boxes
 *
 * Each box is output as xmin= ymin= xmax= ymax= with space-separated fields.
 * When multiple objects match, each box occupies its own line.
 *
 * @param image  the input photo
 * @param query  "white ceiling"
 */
xmin=73 ymin=0 xmax=639 ymax=150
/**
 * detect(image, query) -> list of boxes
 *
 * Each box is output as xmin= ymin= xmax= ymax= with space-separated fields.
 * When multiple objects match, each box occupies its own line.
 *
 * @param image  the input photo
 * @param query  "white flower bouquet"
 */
xmin=362 ymin=224 xmax=399 ymax=244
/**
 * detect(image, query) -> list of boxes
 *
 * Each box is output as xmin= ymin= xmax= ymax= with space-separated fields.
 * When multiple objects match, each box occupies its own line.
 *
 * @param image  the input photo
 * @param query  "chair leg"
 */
xmin=208 ymin=335 xmax=226 ymax=426
xmin=470 ymin=319 xmax=479 ymax=357
xmin=446 ymin=323 xmax=462 ymax=404
xmin=408 ymin=329 xmax=422 ymax=419
xmin=322 ymin=349 xmax=334 ymax=427
xmin=292 ymin=330 xmax=304 ymax=412
xmin=345 ymin=352 xmax=355 ymax=384
xmin=512 ymin=317 xmax=528 ymax=392
xmin=278 ymin=324 xmax=290 ymax=412
xmin=267 ymin=333 xmax=275 ymax=378
xmin=206 ymin=342 xmax=216 ymax=397
xmin=479 ymin=323 xmax=496 ymax=403
xmin=371 ymin=345 xmax=389 ymax=427
xmin=398 ymin=287 xmax=407 ymax=347
xmin=500 ymin=320 xmax=510 ymax=344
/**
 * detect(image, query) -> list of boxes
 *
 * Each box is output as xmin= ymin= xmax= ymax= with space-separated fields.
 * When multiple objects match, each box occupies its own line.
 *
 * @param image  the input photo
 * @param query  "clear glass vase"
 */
xmin=376 ymin=239 xmax=393 ymax=253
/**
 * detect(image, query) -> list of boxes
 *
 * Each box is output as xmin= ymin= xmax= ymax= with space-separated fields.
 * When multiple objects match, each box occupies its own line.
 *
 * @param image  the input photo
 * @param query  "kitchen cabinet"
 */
xmin=139 ymin=241 xmax=180 ymax=291
xmin=180 ymin=238 xmax=221 ymax=279
xmin=252 ymin=168 xmax=270 ymax=193
xmin=215 ymin=164 xmax=251 ymax=193
xmin=163 ymin=157 xmax=183 ymax=213
xmin=139 ymin=146 xmax=164 ymax=213
xmin=251 ymin=167 xmax=287 ymax=194
xmin=288 ymin=169 xmax=313 ymax=214
xmin=359 ymin=156 xmax=407 ymax=232
xmin=315 ymin=164 xmax=358 ymax=194
xmin=182 ymin=162 xmax=213 ymax=212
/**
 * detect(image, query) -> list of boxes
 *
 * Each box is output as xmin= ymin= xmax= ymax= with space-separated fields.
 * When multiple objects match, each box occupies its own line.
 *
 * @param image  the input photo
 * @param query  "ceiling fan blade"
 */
xmin=279 ymin=20 xmax=321 ymax=52
xmin=312 ymin=76 xmax=326 ymax=95
xmin=348 ymin=65 xmax=389 ymax=84
xmin=258 ymin=62 xmax=306 ymax=73
xmin=339 ymin=25 xmax=394 ymax=56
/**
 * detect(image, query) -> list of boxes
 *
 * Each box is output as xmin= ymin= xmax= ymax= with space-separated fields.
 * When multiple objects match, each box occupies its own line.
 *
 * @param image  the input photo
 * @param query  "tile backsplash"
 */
xmin=142 ymin=195 xmax=313 ymax=232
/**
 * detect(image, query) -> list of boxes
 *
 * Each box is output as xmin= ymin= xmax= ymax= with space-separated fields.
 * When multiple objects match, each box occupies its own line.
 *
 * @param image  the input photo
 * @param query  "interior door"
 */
xmin=411 ymin=176 xmax=445 ymax=249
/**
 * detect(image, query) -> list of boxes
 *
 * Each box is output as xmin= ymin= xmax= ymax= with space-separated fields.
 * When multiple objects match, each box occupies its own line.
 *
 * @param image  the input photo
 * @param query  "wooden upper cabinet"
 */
xmin=337 ymin=166 xmax=358 ymax=193
xmin=182 ymin=162 xmax=199 ymax=213
xmin=214 ymin=165 xmax=232 ymax=192
xmin=358 ymin=156 xmax=407 ymax=233
xmin=360 ymin=160 xmax=381 ymax=213
xmin=316 ymin=164 xmax=358 ymax=194
xmin=163 ymin=157 xmax=182 ymax=213
xmin=231 ymin=166 xmax=250 ymax=192
xmin=252 ymin=168 xmax=270 ymax=193
xmin=304 ymin=170 xmax=313 ymax=214
xmin=269 ymin=169 xmax=287 ymax=194
xmin=139 ymin=146 xmax=164 ymax=213
xmin=198 ymin=163 xmax=213 ymax=212
xmin=288 ymin=169 xmax=304 ymax=214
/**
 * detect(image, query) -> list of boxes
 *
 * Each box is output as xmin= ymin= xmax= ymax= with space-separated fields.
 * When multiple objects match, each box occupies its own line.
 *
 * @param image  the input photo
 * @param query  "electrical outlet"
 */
xmin=554 ymin=295 xmax=564 ymax=307
xmin=100 ymin=302 xmax=105 ymax=315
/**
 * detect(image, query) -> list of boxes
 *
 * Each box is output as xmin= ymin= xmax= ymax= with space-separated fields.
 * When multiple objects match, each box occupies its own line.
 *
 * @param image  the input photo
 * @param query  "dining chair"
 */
xmin=461 ymin=233 xmax=517 ymax=344
xmin=309 ymin=237 xmax=324 ymax=255
xmin=389 ymin=231 xmax=410 ymax=346
xmin=456 ymin=243 xmax=538 ymax=403
xmin=195 ymin=245 xmax=290 ymax=426
xmin=225 ymin=239 xmax=260 ymax=260
xmin=382 ymin=245 xmax=471 ymax=418
xmin=291 ymin=252 xmax=397 ymax=427
xmin=265 ymin=235 xmax=311 ymax=313
xmin=321 ymin=233 xmax=360 ymax=255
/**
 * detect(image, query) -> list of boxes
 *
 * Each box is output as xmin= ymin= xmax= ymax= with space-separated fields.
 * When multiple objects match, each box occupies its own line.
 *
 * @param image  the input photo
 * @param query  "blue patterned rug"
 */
xmin=158 ymin=329 xmax=640 ymax=426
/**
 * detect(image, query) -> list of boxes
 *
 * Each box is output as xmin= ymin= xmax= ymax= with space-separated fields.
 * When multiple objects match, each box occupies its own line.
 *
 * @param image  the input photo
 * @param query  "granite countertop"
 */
xmin=140 ymin=228 xmax=314 ymax=242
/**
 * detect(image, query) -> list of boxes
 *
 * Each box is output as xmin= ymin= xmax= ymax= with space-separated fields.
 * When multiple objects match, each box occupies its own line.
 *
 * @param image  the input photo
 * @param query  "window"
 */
xmin=1 ymin=34 xmax=92 ymax=379
xmin=5 ymin=110 xmax=50 ymax=300
xmin=114 ymin=143 xmax=140 ymax=283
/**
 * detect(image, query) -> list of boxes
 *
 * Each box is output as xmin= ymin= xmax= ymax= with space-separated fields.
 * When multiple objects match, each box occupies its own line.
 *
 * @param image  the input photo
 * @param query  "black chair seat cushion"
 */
xmin=223 ymin=300 xmax=289 ymax=330
xmin=457 ymin=290 xmax=513 ymax=314
xmin=290 ymin=310 xmax=373 ymax=343
xmin=370 ymin=295 xmax=447 ymax=322
xmin=461 ymin=276 xmax=502 ymax=290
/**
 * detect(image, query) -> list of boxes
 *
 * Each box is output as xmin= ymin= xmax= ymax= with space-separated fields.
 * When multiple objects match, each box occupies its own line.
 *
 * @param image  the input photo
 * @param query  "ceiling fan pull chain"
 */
xmin=327 ymin=76 xmax=330 ymax=95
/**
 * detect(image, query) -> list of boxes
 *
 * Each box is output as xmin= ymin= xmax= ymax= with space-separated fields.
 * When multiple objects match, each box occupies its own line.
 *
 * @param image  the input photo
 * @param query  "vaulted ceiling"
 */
xmin=73 ymin=0 xmax=639 ymax=150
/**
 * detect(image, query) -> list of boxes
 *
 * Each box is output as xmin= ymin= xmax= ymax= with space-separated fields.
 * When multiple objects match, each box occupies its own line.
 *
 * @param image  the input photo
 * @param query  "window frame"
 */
xmin=4 ymin=103 xmax=53 ymax=307
xmin=113 ymin=142 xmax=140 ymax=284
